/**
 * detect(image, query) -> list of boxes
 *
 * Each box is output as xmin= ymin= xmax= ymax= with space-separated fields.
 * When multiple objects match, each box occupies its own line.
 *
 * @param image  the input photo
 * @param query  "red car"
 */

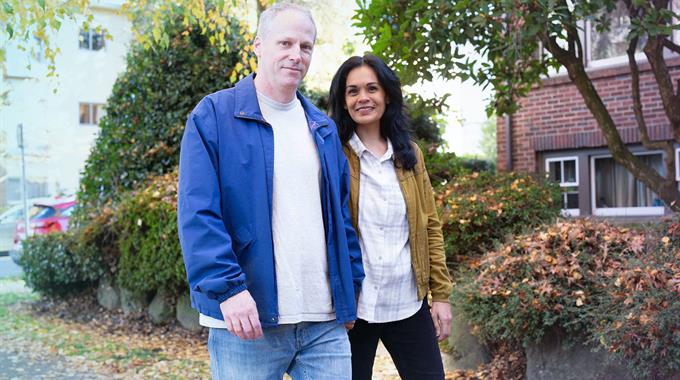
xmin=12 ymin=196 xmax=76 ymax=260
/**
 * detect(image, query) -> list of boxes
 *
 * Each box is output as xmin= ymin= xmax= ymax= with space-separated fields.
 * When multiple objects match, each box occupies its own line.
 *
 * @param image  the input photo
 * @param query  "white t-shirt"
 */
xmin=199 ymin=92 xmax=333 ymax=328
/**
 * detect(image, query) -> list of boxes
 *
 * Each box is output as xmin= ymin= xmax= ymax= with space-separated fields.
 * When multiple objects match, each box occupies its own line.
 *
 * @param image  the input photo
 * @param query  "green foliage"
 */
xmin=453 ymin=219 xmax=680 ymax=377
xmin=19 ymin=232 xmax=105 ymax=296
xmin=76 ymin=15 xmax=252 ymax=221
xmin=407 ymin=94 xmax=447 ymax=146
xmin=353 ymin=0 xmax=679 ymax=115
xmin=436 ymin=171 xmax=561 ymax=263
xmin=458 ymin=155 xmax=496 ymax=174
xmin=114 ymin=172 xmax=186 ymax=294
xmin=0 ymin=0 xmax=250 ymax=80
xmin=0 ymin=0 xmax=95 ymax=77
xmin=419 ymin=145 xmax=467 ymax=190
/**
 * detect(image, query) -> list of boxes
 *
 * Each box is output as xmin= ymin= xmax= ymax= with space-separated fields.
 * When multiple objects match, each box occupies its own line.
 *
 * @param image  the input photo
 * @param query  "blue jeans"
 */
xmin=208 ymin=321 xmax=351 ymax=380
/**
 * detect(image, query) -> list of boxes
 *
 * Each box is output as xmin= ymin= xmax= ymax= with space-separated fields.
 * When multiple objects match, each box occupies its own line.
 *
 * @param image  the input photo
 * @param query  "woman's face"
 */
xmin=344 ymin=65 xmax=387 ymax=130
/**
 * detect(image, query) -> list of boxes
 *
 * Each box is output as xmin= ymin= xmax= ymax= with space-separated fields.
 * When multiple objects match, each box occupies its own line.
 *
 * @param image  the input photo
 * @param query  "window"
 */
xmin=591 ymin=152 xmax=665 ymax=216
xmin=546 ymin=157 xmax=580 ymax=216
xmin=588 ymin=1 xmax=647 ymax=62
xmin=79 ymin=29 xmax=105 ymax=51
xmin=584 ymin=0 xmax=679 ymax=67
xmin=5 ymin=178 xmax=48 ymax=203
xmin=79 ymin=103 xmax=105 ymax=125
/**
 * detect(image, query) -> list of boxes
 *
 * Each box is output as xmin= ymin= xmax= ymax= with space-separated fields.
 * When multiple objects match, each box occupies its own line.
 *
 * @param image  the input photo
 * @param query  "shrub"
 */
xmin=436 ymin=171 xmax=561 ymax=263
xmin=453 ymin=220 xmax=638 ymax=344
xmin=76 ymin=16 xmax=253 ymax=221
xmin=459 ymin=156 xmax=496 ymax=173
xmin=453 ymin=219 xmax=680 ymax=377
xmin=76 ymin=206 xmax=119 ymax=276
xmin=114 ymin=171 xmax=185 ymax=294
xmin=587 ymin=220 xmax=680 ymax=378
xmin=421 ymin=145 xmax=468 ymax=189
xmin=19 ymin=233 xmax=105 ymax=296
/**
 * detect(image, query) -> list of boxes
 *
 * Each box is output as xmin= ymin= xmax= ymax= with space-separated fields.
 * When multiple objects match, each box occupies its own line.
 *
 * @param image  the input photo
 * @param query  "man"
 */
xmin=177 ymin=2 xmax=364 ymax=379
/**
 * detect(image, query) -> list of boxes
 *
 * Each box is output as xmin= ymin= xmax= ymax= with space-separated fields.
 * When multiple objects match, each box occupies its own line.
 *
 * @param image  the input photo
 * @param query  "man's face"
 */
xmin=253 ymin=10 xmax=316 ymax=93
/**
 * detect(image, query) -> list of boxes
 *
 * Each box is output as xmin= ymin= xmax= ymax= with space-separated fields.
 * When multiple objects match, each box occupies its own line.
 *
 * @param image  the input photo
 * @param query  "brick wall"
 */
xmin=497 ymin=57 xmax=680 ymax=172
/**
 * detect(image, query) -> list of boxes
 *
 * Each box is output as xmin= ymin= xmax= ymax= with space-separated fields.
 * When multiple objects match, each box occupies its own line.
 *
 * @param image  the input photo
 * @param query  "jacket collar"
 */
xmin=234 ymin=74 xmax=331 ymax=137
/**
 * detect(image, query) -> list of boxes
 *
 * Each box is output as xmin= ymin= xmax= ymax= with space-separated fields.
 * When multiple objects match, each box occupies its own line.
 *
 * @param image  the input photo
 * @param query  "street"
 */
xmin=0 ymin=256 xmax=23 ymax=278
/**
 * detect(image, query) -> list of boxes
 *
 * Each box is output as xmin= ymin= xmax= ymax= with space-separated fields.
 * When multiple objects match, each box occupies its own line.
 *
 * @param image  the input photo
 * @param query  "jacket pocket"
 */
xmin=232 ymin=224 xmax=254 ymax=257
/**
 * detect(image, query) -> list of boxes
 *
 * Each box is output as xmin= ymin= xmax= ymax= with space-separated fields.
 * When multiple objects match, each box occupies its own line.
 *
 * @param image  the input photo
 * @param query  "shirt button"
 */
xmin=379 ymin=256 xmax=383 ymax=260
xmin=239 ymin=111 xmax=245 ymax=115
xmin=374 ymin=286 xmax=378 ymax=290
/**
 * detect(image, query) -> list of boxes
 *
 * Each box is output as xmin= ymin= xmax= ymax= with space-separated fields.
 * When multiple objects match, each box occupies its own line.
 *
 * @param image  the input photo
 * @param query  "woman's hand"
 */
xmin=430 ymin=301 xmax=452 ymax=341
xmin=344 ymin=321 xmax=356 ymax=330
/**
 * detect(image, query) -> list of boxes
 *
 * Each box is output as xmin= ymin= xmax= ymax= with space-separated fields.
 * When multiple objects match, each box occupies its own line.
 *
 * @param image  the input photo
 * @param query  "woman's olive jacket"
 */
xmin=343 ymin=142 xmax=453 ymax=302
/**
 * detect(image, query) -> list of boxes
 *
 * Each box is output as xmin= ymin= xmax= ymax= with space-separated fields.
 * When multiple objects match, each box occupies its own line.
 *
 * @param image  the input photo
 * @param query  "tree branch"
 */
xmin=628 ymin=37 xmax=666 ymax=150
xmin=642 ymin=30 xmax=680 ymax=136
xmin=663 ymin=38 xmax=680 ymax=54
xmin=543 ymin=16 xmax=680 ymax=211
xmin=628 ymin=36 xmax=676 ymax=184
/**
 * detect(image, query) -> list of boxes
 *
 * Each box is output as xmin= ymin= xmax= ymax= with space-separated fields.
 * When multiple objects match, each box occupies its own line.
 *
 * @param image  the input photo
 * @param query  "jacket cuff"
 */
xmin=431 ymin=289 xmax=453 ymax=304
xmin=214 ymin=283 xmax=248 ymax=303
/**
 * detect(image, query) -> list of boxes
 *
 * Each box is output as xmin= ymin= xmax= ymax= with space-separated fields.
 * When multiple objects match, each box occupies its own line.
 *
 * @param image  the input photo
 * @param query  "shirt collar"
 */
xmin=349 ymin=132 xmax=394 ymax=162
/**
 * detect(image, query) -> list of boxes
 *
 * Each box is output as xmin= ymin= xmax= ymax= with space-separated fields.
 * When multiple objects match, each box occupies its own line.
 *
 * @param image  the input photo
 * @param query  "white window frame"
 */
xmin=590 ymin=151 xmax=665 ymax=216
xmin=78 ymin=29 xmax=106 ymax=51
xmin=584 ymin=0 xmax=680 ymax=68
xmin=545 ymin=156 xmax=580 ymax=216
xmin=79 ymin=102 xmax=104 ymax=126
xmin=583 ymin=4 xmax=645 ymax=68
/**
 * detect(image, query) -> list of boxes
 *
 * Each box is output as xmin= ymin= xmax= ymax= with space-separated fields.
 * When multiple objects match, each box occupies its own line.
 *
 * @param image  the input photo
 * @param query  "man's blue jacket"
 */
xmin=177 ymin=74 xmax=364 ymax=327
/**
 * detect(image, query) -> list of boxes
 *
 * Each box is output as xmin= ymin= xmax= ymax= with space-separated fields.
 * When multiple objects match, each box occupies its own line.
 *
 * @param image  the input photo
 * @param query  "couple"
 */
xmin=177 ymin=3 xmax=452 ymax=379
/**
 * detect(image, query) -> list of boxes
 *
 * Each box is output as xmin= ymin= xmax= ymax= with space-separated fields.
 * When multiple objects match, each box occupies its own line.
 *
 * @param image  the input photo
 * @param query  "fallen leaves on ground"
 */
xmin=2 ymin=289 xmax=488 ymax=379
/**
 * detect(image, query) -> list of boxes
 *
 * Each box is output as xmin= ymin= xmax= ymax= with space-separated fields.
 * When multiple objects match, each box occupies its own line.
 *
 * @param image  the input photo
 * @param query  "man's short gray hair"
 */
xmin=256 ymin=2 xmax=317 ymax=42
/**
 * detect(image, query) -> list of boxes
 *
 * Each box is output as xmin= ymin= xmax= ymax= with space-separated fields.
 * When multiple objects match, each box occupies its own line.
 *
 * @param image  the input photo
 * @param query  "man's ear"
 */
xmin=253 ymin=36 xmax=262 ymax=58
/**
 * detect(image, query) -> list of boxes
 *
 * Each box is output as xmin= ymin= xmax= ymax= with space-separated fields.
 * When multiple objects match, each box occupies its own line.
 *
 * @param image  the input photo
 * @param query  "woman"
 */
xmin=329 ymin=54 xmax=453 ymax=380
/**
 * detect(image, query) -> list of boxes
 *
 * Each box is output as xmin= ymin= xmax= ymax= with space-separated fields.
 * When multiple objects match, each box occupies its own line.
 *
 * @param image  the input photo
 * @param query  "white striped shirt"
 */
xmin=349 ymin=133 xmax=421 ymax=323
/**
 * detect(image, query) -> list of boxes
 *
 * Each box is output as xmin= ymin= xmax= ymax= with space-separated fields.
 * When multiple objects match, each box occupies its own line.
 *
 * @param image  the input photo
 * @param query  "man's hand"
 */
xmin=344 ymin=321 xmax=355 ymax=331
xmin=430 ymin=301 xmax=452 ymax=341
xmin=219 ymin=290 xmax=263 ymax=340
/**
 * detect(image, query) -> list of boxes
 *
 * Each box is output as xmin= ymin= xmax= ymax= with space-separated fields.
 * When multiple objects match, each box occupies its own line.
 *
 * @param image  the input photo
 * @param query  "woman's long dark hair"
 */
xmin=329 ymin=54 xmax=417 ymax=170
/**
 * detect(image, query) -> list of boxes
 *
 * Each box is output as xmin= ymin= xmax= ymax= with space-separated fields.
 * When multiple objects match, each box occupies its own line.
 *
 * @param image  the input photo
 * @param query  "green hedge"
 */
xmin=114 ymin=172 xmax=186 ymax=294
xmin=19 ymin=233 xmax=105 ymax=296
xmin=436 ymin=171 xmax=562 ymax=263
xmin=76 ymin=16 xmax=253 ymax=221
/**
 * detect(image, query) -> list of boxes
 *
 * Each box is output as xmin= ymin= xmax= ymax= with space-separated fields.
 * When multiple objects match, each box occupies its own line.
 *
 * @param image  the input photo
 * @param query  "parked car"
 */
xmin=0 ymin=204 xmax=24 ymax=255
xmin=10 ymin=196 xmax=76 ymax=264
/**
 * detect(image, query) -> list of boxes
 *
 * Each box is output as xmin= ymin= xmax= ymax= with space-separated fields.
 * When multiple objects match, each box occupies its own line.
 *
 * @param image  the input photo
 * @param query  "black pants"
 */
xmin=348 ymin=300 xmax=445 ymax=380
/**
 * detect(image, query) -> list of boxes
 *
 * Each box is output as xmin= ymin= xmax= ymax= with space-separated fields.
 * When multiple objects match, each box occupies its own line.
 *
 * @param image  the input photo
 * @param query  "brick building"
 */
xmin=497 ymin=2 xmax=680 ymax=218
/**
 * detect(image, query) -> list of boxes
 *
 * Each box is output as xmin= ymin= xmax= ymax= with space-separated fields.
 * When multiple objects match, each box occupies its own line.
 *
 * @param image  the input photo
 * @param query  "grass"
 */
xmin=0 ymin=279 xmax=209 ymax=379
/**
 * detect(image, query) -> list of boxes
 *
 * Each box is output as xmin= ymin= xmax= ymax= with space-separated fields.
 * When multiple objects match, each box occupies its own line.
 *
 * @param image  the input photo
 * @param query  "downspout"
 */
xmin=504 ymin=114 xmax=513 ymax=171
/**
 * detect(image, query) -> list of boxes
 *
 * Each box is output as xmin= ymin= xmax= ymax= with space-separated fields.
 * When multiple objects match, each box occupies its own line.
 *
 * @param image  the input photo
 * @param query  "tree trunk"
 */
xmin=543 ymin=36 xmax=680 ymax=212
